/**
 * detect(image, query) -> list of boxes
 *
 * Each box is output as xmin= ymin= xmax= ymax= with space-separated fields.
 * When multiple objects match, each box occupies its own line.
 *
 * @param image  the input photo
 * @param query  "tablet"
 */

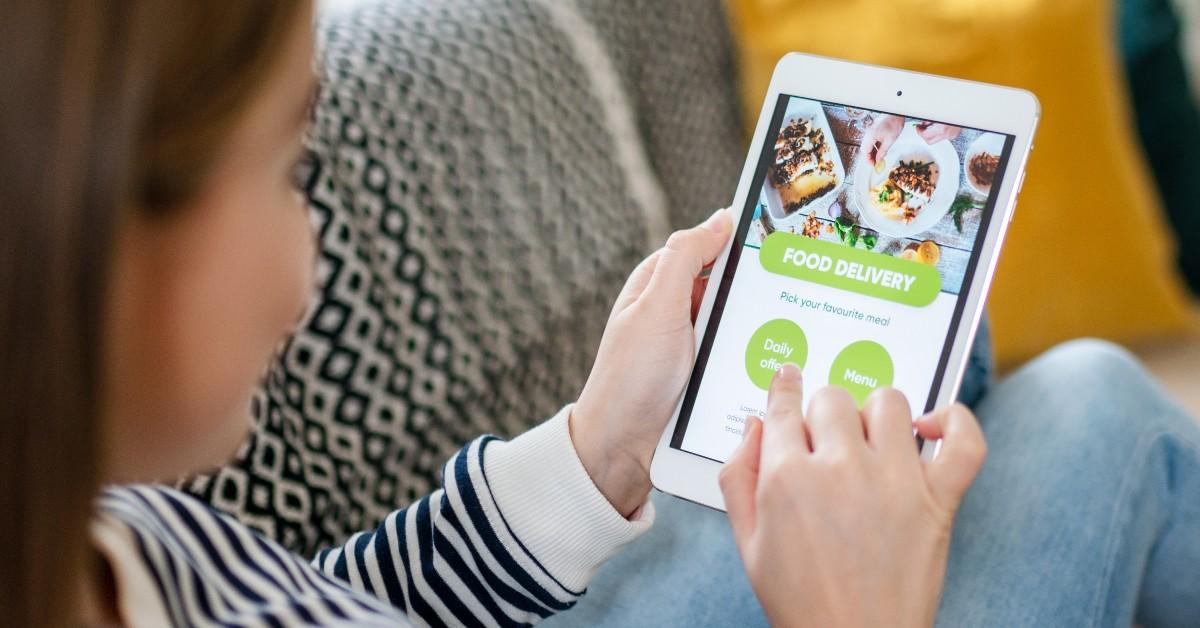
xmin=650 ymin=53 xmax=1039 ymax=511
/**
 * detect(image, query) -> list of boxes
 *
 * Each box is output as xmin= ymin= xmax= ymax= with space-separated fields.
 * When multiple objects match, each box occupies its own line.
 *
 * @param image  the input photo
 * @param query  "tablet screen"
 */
xmin=671 ymin=93 xmax=1016 ymax=463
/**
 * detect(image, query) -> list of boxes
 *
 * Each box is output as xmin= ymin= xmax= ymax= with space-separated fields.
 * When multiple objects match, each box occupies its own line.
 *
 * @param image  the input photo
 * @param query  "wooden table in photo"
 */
xmin=762 ymin=106 xmax=991 ymax=297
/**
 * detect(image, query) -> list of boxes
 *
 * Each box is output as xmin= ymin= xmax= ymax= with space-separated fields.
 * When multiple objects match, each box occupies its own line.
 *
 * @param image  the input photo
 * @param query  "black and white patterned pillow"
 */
xmin=182 ymin=0 xmax=749 ymax=555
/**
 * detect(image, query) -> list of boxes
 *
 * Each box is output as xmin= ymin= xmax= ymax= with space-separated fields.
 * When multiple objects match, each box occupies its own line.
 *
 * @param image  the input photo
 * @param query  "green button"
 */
xmin=829 ymin=340 xmax=894 ymax=406
xmin=759 ymin=232 xmax=941 ymax=307
xmin=745 ymin=319 xmax=808 ymax=390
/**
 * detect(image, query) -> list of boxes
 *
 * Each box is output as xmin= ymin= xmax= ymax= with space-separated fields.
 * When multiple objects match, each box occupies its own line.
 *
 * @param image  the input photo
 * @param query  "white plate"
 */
xmin=963 ymin=132 xmax=1005 ymax=197
xmin=762 ymin=99 xmax=846 ymax=225
xmin=854 ymin=123 xmax=960 ymax=239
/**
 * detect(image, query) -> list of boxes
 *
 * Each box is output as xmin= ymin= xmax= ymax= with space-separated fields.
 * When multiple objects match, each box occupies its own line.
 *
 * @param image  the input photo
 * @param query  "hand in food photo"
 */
xmin=915 ymin=121 xmax=962 ymax=145
xmin=865 ymin=116 xmax=963 ymax=168
xmin=864 ymin=114 xmax=906 ymax=168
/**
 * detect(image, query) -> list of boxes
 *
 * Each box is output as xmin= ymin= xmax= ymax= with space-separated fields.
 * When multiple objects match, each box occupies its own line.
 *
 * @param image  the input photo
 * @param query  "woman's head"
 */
xmin=1 ymin=1 xmax=316 ymax=623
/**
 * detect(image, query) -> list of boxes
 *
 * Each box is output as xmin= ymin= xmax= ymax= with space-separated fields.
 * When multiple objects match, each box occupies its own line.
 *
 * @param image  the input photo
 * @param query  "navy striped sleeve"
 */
xmin=312 ymin=407 xmax=654 ymax=627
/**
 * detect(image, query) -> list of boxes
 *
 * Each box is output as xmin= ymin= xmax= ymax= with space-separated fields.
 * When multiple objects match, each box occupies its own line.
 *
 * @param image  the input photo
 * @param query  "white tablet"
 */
xmin=650 ymin=53 xmax=1039 ymax=511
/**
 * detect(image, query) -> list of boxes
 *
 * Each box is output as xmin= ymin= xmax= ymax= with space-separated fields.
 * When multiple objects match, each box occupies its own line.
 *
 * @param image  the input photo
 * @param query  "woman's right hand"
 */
xmin=719 ymin=364 xmax=986 ymax=628
xmin=864 ymin=114 xmax=905 ymax=168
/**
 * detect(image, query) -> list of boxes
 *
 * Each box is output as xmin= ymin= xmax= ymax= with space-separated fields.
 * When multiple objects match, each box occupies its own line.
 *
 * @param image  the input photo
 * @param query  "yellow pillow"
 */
xmin=726 ymin=0 xmax=1195 ymax=365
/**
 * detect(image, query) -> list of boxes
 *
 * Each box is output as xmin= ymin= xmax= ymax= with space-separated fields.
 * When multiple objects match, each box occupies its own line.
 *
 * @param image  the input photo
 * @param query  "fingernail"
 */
xmin=703 ymin=208 xmax=729 ymax=233
xmin=769 ymin=364 xmax=801 ymax=404
xmin=742 ymin=417 xmax=756 ymax=442
xmin=777 ymin=363 xmax=802 ymax=382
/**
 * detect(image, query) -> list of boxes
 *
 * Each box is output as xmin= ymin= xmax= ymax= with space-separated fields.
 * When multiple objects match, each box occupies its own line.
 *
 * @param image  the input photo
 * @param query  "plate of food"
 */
xmin=854 ymin=123 xmax=960 ymax=238
xmin=964 ymin=132 xmax=1004 ymax=197
xmin=762 ymin=99 xmax=846 ymax=224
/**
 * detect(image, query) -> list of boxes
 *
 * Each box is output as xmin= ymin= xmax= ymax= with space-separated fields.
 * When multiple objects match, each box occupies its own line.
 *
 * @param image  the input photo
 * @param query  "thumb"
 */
xmin=644 ymin=208 xmax=732 ymax=304
xmin=915 ymin=404 xmax=987 ymax=510
xmin=610 ymin=250 xmax=662 ymax=318
xmin=719 ymin=416 xmax=762 ymax=544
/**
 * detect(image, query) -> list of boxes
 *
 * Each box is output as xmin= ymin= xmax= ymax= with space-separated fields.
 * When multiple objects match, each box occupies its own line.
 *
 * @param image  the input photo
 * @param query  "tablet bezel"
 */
xmin=650 ymin=52 xmax=1040 ymax=511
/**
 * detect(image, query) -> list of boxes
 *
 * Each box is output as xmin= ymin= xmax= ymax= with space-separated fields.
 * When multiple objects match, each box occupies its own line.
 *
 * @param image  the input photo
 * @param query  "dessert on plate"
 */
xmin=769 ymin=118 xmax=839 ymax=215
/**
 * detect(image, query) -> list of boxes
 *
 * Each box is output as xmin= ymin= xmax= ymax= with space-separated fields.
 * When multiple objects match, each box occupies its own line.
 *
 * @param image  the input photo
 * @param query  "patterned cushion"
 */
xmin=183 ymin=0 xmax=743 ymax=555
xmin=572 ymin=0 xmax=746 ymax=227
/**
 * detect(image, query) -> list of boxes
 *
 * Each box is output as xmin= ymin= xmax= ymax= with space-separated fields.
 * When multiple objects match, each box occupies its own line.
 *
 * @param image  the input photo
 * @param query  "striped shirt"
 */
xmin=91 ymin=408 xmax=654 ymax=627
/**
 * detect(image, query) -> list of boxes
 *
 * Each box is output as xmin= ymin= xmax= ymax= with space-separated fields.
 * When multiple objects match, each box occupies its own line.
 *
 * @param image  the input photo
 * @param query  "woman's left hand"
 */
xmin=571 ymin=208 xmax=732 ymax=516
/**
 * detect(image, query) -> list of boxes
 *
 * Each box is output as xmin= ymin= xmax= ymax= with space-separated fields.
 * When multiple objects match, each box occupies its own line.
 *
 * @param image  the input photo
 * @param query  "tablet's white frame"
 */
xmin=649 ymin=52 xmax=1040 ymax=511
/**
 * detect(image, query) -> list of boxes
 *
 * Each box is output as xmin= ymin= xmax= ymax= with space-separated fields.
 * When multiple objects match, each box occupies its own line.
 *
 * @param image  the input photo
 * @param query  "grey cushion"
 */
xmin=184 ymin=0 xmax=743 ymax=554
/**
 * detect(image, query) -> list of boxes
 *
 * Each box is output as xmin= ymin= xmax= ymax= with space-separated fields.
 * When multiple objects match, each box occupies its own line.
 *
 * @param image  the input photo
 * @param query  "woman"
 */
xmin=1 ymin=2 xmax=1196 ymax=626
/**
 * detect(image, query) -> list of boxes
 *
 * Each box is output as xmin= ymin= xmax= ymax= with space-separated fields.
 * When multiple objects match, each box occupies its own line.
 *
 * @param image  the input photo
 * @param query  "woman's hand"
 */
xmin=720 ymin=365 xmax=986 ymax=628
xmin=571 ymin=208 xmax=732 ymax=516
xmin=864 ymin=114 xmax=905 ymax=168
xmin=916 ymin=122 xmax=962 ymax=145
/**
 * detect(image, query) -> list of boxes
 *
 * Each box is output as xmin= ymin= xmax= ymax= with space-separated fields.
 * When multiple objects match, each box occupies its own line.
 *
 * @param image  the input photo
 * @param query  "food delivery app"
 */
xmin=670 ymin=94 xmax=1015 ymax=462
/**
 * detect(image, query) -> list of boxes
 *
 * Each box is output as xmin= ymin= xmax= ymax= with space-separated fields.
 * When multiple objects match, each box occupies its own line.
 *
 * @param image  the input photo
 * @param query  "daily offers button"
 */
xmin=759 ymin=231 xmax=941 ymax=307
xmin=745 ymin=319 xmax=809 ymax=390
xmin=829 ymin=340 xmax=894 ymax=406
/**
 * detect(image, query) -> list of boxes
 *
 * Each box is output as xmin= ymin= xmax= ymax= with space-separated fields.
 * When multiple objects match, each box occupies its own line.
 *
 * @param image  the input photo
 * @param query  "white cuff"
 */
xmin=482 ymin=405 xmax=654 ymax=592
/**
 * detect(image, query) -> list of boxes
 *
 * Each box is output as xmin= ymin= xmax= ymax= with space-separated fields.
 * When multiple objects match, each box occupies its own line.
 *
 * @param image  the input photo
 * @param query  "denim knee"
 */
xmin=1031 ymin=338 xmax=1145 ymax=387
xmin=996 ymin=338 xmax=1183 ymax=444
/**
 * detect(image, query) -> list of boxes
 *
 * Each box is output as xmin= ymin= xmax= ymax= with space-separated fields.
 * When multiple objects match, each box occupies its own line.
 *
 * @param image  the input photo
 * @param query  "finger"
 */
xmin=919 ymin=124 xmax=960 ymax=144
xmin=644 ymin=208 xmax=731 ymax=305
xmin=611 ymin=250 xmax=661 ymax=316
xmin=915 ymin=403 xmax=987 ymax=509
xmin=719 ymin=416 xmax=762 ymax=542
xmin=691 ymin=273 xmax=705 ymax=321
xmin=867 ymin=116 xmax=898 ymax=166
xmin=804 ymin=386 xmax=865 ymax=455
xmin=917 ymin=127 xmax=944 ymax=144
xmin=760 ymin=363 xmax=809 ymax=464
xmin=874 ymin=132 xmax=896 ymax=167
xmin=861 ymin=387 xmax=915 ymax=455
xmin=936 ymin=125 xmax=962 ymax=142
xmin=866 ymin=131 xmax=884 ymax=166
xmin=696 ymin=261 xmax=710 ymax=321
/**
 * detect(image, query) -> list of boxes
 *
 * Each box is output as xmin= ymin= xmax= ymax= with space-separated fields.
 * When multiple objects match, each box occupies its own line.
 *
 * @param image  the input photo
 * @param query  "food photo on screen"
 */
xmin=747 ymin=96 xmax=1010 ymax=297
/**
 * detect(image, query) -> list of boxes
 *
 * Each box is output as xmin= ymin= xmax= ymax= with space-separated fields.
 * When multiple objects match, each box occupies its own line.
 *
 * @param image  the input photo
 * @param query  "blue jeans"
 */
xmin=546 ymin=340 xmax=1200 ymax=627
